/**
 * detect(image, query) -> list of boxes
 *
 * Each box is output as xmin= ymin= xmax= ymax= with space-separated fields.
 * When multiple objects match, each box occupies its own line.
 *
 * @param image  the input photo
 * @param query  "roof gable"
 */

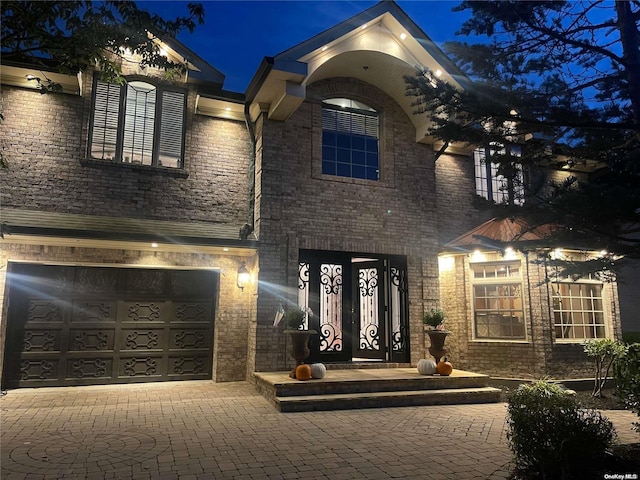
xmin=247 ymin=1 xmax=469 ymax=147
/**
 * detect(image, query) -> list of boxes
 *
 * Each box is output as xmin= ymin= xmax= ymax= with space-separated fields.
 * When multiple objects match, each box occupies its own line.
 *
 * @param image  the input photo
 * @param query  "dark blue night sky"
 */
xmin=137 ymin=1 xmax=469 ymax=93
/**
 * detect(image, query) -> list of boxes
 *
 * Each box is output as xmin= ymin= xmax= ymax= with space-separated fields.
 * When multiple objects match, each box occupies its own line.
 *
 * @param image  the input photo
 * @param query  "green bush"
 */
xmin=614 ymin=343 xmax=640 ymax=432
xmin=583 ymin=338 xmax=626 ymax=397
xmin=507 ymin=380 xmax=616 ymax=479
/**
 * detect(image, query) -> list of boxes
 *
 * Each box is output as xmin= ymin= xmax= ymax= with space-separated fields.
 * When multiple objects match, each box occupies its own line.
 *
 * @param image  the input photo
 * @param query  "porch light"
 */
xmin=237 ymin=261 xmax=250 ymax=291
xmin=400 ymin=33 xmax=407 ymax=40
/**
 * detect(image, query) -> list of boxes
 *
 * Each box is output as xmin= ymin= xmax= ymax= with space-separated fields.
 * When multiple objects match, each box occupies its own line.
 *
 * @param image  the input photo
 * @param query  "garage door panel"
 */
xmin=68 ymin=329 xmax=115 ymax=351
xmin=66 ymin=357 xmax=113 ymax=380
xmin=27 ymin=300 xmax=64 ymax=325
xmin=121 ymin=301 xmax=164 ymax=323
xmin=72 ymin=301 xmax=116 ymax=323
xmin=124 ymin=270 xmax=166 ymax=295
xmin=119 ymin=329 xmax=164 ymax=351
xmin=19 ymin=358 xmax=61 ymax=383
xmin=170 ymin=270 xmax=217 ymax=297
xmin=23 ymin=329 xmax=63 ymax=353
xmin=119 ymin=355 xmax=164 ymax=378
xmin=174 ymin=302 xmax=213 ymax=322
xmin=75 ymin=268 xmax=119 ymax=294
xmin=169 ymin=355 xmax=209 ymax=376
xmin=3 ymin=265 xmax=217 ymax=389
xmin=171 ymin=329 xmax=210 ymax=349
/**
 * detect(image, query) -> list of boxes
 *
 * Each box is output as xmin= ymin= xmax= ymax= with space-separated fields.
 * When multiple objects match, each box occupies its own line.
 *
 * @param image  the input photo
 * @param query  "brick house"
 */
xmin=0 ymin=1 xmax=622 ymax=388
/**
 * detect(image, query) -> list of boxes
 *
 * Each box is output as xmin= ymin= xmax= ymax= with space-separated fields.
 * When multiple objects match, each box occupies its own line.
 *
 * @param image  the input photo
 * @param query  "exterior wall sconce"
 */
xmin=237 ymin=262 xmax=250 ymax=291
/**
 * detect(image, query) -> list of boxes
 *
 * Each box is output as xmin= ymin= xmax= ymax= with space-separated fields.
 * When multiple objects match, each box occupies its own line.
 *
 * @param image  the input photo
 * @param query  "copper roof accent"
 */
xmin=445 ymin=217 xmax=556 ymax=250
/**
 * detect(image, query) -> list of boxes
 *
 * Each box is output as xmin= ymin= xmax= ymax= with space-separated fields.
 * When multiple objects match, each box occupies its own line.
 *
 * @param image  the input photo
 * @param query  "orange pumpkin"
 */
xmin=436 ymin=357 xmax=453 ymax=376
xmin=295 ymin=364 xmax=312 ymax=381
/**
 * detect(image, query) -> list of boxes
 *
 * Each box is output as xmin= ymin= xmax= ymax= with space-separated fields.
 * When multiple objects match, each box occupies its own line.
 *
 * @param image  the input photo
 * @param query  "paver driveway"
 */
xmin=1 ymin=380 xmax=637 ymax=479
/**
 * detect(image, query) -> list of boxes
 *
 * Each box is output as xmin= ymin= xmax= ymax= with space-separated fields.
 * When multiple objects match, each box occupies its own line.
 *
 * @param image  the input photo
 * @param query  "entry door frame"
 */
xmin=299 ymin=249 xmax=409 ymax=364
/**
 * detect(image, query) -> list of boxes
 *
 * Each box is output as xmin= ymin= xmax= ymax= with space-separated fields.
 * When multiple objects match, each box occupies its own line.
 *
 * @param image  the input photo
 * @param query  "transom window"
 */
xmin=90 ymin=77 xmax=186 ymax=168
xmin=474 ymin=145 xmax=524 ymax=205
xmin=322 ymin=98 xmax=379 ymax=181
xmin=552 ymin=281 xmax=606 ymax=341
xmin=472 ymin=261 xmax=526 ymax=340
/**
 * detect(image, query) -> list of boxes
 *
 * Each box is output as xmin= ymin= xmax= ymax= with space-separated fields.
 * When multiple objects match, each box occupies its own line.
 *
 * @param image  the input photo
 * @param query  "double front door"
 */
xmin=298 ymin=250 xmax=409 ymax=364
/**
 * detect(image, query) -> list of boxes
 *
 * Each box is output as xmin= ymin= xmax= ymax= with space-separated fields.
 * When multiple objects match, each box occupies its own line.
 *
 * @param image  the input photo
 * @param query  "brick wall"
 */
xmin=435 ymin=153 xmax=493 ymax=244
xmin=0 ymin=81 xmax=251 ymax=225
xmin=439 ymin=251 xmax=622 ymax=379
xmin=251 ymin=78 xmax=441 ymax=372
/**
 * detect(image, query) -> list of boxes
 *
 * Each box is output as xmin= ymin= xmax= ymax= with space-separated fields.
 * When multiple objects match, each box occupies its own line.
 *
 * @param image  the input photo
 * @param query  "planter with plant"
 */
xmin=282 ymin=306 xmax=316 ymax=379
xmin=423 ymin=308 xmax=450 ymax=364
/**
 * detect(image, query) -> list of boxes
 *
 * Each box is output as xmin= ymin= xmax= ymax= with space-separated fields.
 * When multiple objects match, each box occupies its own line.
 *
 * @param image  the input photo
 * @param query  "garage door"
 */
xmin=2 ymin=264 xmax=218 ymax=389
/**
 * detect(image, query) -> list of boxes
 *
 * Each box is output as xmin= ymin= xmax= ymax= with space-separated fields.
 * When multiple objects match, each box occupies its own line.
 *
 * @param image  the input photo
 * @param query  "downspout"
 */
xmin=242 ymin=56 xmax=275 ymax=238
xmin=244 ymin=103 xmax=256 ymax=234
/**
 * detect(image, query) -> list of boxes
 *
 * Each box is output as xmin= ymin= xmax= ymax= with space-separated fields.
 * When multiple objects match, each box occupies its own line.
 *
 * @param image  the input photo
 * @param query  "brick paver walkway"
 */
xmin=1 ymin=381 xmax=638 ymax=479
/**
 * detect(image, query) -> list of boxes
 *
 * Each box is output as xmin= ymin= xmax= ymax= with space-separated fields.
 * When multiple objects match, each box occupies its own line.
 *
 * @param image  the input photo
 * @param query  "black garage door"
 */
xmin=2 ymin=264 xmax=218 ymax=389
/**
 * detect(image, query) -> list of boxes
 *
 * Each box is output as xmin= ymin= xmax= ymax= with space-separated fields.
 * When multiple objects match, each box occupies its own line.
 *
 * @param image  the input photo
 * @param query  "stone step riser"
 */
xmin=273 ymin=376 xmax=488 ymax=397
xmin=276 ymin=389 xmax=502 ymax=412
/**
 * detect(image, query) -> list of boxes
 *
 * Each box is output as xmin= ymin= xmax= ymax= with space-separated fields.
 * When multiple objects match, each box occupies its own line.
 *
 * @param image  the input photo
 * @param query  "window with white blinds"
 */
xmin=322 ymin=98 xmax=379 ymax=181
xmin=90 ymin=77 xmax=186 ymax=168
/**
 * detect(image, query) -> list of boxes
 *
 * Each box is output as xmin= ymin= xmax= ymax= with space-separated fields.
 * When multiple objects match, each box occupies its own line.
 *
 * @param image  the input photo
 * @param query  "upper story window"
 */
xmin=322 ymin=98 xmax=379 ymax=181
xmin=472 ymin=261 xmax=526 ymax=340
xmin=474 ymin=145 xmax=524 ymax=205
xmin=90 ymin=77 xmax=186 ymax=168
xmin=552 ymin=280 xmax=606 ymax=341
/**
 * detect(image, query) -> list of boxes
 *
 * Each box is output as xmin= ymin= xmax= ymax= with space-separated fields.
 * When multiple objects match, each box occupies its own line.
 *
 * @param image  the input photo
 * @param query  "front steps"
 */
xmin=254 ymin=367 xmax=502 ymax=412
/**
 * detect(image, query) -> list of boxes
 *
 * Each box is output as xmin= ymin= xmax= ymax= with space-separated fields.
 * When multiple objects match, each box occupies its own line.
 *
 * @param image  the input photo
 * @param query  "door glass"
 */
xmin=390 ymin=267 xmax=407 ymax=352
xmin=319 ymin=263 xmax=343 ymax=352
xmin=358 ymin=267 xmax=380 ymax=351
xmin=297 ymin=262 xmax=310 ymax=329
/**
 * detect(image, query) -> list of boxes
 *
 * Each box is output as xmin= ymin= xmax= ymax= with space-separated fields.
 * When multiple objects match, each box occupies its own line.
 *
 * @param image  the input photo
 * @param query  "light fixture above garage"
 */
xmin=237 ymin=261 xmax=250 ymax=291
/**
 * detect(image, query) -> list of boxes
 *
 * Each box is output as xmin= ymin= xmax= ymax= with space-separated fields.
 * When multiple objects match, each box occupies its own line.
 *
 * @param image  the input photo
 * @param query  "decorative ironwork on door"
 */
xmin=358 ymin=267 xmax=380 ymax=352
xmin=298 ymin=251 xmax=409 ymax=364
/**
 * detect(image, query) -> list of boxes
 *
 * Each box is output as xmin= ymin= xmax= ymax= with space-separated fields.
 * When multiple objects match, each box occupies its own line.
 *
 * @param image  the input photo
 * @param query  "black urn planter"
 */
xmin=284 ymin=329 xmax=317 ymax=378
xmin=426 ymin=329 xmax=450 ymax=364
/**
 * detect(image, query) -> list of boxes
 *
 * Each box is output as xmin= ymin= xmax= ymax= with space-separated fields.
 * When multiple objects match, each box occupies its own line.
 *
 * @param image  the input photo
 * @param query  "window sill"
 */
xmin=81 ymin=158 xmax=189 ymax=178
xmin=471 ymin=339 xmax=530 ymax=344
xmin=554 ymin=339 xmax=605 ymax=344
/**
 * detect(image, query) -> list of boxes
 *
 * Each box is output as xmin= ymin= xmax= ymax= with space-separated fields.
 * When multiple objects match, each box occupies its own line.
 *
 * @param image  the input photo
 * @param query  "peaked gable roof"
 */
xmin=247 ymin=1 xmax=469 ymax=146
xmin=445 ymin=217 xmax=557 ymax=252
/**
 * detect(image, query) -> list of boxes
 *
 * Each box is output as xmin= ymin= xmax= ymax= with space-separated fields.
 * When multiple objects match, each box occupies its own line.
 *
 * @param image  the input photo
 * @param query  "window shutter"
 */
xmin=159 ymin=90 xmax=186 ymax=167
xmin=91 ymin=80 xmax=121 ymax=160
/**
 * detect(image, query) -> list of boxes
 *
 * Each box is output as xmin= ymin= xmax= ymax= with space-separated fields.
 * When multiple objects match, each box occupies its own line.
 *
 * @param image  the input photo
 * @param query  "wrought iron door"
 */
xmin=353 ymin=261 xmax=386 ymax=360
xmin=299 ymin=250 xmax=410 ymax=364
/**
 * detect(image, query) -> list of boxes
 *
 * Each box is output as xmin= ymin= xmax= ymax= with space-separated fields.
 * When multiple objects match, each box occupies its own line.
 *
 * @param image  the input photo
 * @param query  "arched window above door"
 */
xmin=321 ymin=98 xmax=379 ymax=181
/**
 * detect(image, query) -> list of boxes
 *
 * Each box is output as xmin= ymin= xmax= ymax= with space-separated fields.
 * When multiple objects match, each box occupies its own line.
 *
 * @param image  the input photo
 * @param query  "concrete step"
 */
xmin=275 ymin=387 xmax=503 ymax=412
xmin=254 ymin=368 xmax=503 ymax=412
xmin=271 ymin=374 xmax=490 ymax=397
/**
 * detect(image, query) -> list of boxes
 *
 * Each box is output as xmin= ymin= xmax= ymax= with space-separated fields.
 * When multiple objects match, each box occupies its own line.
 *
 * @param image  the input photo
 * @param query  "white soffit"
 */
xmin=195 ymin=95 xmax=245 ymax=121
xmin=250 ymin=8 xmax=463 ymax=143
xmin=0 ymin=65 xmax=80 ymax=95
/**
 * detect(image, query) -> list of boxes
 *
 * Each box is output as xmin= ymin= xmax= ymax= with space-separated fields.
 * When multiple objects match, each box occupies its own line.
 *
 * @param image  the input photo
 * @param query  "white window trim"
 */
xmin=89 ymin=75 xmax=187 ymax=169
xmin=469 ymin=259 xmax=529 ymax=343
xmin=551 ymin=278 xmax=611 ymax=343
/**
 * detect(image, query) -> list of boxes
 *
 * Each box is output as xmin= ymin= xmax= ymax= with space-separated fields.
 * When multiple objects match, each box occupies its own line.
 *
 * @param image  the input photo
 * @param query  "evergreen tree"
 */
xmin=406 ymin=0 xmax=640 ymax=275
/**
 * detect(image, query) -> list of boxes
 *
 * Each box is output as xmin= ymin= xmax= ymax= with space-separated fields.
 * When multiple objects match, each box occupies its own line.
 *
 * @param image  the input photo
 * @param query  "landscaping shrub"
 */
xmin=507 ymin=380 xmax=616 ymax=479
xmin=583 ymin=338 xmax=626 ymax=397
xmin=614 ymin=343 xmax=640 ymax=432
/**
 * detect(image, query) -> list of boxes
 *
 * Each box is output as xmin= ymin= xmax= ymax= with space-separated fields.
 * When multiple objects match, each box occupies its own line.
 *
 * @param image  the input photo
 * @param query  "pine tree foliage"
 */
xmin=406 ymin=1 xmax=640 ymax=273
xmin=1 ymin=1 xmax=205 ymax=85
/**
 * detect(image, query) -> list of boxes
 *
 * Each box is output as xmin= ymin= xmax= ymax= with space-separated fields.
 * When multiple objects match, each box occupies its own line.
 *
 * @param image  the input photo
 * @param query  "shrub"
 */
xmin=422 ymin=308 xmax=446 ymax=329
xmin=507 ymin=380 xmax=616 ymax=479
xmin=614 ymin=343 xmax=640 ymax=432
xmin=583 ymin=338 xmax=626 ymax=397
